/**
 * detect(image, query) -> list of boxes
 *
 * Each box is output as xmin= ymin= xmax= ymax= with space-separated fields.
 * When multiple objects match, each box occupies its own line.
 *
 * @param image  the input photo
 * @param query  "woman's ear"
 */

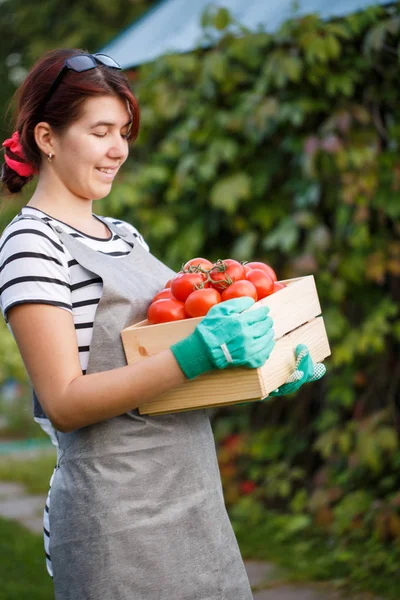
xmin=34 ymin=122 xmax=56 ymax=157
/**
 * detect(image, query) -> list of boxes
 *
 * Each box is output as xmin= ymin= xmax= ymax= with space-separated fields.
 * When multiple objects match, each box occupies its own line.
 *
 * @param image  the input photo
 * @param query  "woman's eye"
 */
xmin=93 ymin=132 xmax=107 ymax=137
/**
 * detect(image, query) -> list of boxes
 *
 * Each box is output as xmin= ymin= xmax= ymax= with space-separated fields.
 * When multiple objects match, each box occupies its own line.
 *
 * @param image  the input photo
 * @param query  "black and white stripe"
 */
xmin=43 ymin=467 xmax=55 ymax=577
xmin=0 ymin=206 xmax=150 ymax=578
xmin=0 ymin=205 xmax=149 ymax=376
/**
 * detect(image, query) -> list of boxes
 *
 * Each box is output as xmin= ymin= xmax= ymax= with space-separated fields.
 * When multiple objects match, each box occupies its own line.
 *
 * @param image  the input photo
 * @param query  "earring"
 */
xmin=48 ymin=153 xmax=53 ymax=163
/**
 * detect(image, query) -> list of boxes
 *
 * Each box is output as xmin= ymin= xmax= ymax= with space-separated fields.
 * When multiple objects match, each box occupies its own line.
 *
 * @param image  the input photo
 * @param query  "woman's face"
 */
xmin=51 ymin=95 xmax=131 ymax=201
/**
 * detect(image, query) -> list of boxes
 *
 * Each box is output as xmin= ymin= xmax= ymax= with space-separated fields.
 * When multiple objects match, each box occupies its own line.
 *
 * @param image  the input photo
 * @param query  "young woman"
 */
xmin=0 ymin=49 xmax=324 ymax=599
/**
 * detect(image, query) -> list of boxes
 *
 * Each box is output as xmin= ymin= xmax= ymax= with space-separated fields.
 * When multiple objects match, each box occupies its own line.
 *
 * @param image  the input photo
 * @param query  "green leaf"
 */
xmin=210 ymin=172 xmax=252 ymax=214
xmin=204 ymin=52 xmax=228 ymax=82
xmin=375 ymin=428 xmax=398 ymax=452
xmin=231 ymin=231 xmax=258 ymax=261
xmin=338 ymin=430 xmax=353 ymax=455
xmin=333 ymin=491 xmax=373 ymax=534
xmin=363 ymin=16 xmax=400 ymax=54
xmin=290 ymin=489 xmax=308 ymax=513
xmin=262 ymin=218 xmax=300 ymax=252
xmin=357 ymin=432 xmax=382 ymax=472
xmin=284 ymin=514 xmax=312 ymax=534
xmin=214 ymin=7 xmax=232 ymax=31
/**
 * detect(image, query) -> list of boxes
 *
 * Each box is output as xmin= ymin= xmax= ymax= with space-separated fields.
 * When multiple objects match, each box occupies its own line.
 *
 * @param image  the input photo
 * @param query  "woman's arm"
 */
xmin=8 ymin=303 xmax=185 ymax=432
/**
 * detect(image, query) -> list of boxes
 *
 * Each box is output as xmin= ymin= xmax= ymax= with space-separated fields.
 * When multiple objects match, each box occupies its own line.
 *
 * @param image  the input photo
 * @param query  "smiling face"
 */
xmin=50 ymin=95 xmax=131 ymax=201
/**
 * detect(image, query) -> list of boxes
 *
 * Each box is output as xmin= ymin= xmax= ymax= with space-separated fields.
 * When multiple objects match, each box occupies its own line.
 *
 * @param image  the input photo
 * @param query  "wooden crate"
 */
xmin=121 ymin=276 xmax=331 ymax=415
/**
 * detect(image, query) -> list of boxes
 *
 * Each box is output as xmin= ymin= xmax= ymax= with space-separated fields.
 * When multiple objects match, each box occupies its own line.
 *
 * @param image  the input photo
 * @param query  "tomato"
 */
xmin=147 ymin=298 xmax=186 ymax=324
xmin=209 ymin=259 xmax=246 ymax=291
xmin=272 ymin=281 xmax=286 ymax=293
xmin=183 ymin=257 xmax=213 ymax=272
xmin=245 ymin=269 xmax=274 ymax=299
xmin=170 ymin=272 xmax=209 ymax=302
xmin=164 ymin=279 xmax=173 ymax=288
xmin=152 ymin=288 xmax=173 ymax=302
xmin=245 ymin=261 xmax=277 ymax=282
xmin=185 ymin=288 xmax=221 ymax=317
xmin=225 ymin=258 xmax=246 ymax=277
xmin=221 ymin=280 xmax=258 ymax=302
xmin=243 ymin=265 xmax=252 ymax=276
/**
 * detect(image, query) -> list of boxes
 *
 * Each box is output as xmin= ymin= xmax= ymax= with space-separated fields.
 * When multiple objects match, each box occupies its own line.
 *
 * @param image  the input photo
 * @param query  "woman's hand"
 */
xmin=264 ymin=343 xmax=326 ymax=399
xmin=170 ymin=297 xmax=275 ymax=380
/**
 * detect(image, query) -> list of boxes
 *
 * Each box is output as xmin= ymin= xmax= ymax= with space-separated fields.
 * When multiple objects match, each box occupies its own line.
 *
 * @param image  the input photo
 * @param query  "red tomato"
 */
xmin=165 ymin=279 xmax=173 ymax=288
xmin=224 ymin=259 xmax=246 ymax=277
xmin=246 ymin=261 xmax=277 ymax=282
xmin=209 ymin=259 xmax=246 ymax=291
xmin=221 ymin=280 xmax=258 ymax=302
xmin=243 ymin=265 xmax=252 ymax=276
xmin=147 ymin=298 xmax=186 ymax=324
xmin=183 ymin=257 xmax=213 ymax=272
xmin=245 ymin=269 xmax=274 ymax=299
xmin=272 ymin=281 xmax=286 ymax=293
xmin=185 ymin=288 xmax=221 ymax=317
xmin=152 ymin=288 xmax=173 ymax=302
xmin=171 ymin=272 xmax=209 ymax=302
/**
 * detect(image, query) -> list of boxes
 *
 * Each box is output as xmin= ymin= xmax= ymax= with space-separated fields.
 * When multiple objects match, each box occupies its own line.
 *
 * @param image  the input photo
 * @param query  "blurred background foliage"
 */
xmin=0 ymin=0 xmax=156 ymax=141
xmin=1 ymin=1 xmax=400 ymax=595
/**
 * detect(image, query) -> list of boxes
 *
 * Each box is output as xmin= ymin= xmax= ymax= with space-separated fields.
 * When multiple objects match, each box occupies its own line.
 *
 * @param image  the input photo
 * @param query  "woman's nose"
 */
xmin=108 ymin=135 xmax=128 ymax=160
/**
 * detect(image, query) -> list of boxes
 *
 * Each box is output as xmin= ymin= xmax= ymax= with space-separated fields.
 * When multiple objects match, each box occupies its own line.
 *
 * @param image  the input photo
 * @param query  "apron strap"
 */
xmin=13 ymin=213 xmax=136 ymax=245
xmin=13 ymin=213 xmax=64 ymax=237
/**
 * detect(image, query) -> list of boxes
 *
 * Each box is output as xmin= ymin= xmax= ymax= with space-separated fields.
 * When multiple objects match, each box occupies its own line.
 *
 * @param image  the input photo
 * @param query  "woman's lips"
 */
xmin=95 ymin=167 xmax=118 ymax=181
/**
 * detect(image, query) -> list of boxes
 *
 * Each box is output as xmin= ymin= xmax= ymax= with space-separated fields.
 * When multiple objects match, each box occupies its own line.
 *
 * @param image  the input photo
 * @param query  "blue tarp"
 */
xmin=100 ymin=0 xmax=391 ymax=68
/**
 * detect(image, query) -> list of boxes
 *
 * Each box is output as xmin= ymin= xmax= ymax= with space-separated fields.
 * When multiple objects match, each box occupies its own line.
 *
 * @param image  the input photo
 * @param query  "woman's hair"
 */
xmin=1 ymin=48 xmax=140 ymax=194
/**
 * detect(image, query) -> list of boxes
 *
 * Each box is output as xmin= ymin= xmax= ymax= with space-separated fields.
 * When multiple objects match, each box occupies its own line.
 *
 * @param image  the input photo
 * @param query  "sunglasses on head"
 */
xmin=39 ymin=53 xmax=121 ymax=113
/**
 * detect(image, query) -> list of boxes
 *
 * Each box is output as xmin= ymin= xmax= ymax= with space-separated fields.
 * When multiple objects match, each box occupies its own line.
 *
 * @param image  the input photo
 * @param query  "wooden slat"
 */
xmin=138 ymin=317 xmax=330 ymax=415
xmin=138 ymin=366 xmax=265 ymax=415
xmin=253 ymin=275 xmax=321 ymax=339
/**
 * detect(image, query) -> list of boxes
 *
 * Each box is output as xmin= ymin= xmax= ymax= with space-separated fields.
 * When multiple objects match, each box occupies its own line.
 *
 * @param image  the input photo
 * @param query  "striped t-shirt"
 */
xmin=0 ymin=205 xmax=150 ymax=577
xmin=0 ymin=205 xmax=149 ymax=422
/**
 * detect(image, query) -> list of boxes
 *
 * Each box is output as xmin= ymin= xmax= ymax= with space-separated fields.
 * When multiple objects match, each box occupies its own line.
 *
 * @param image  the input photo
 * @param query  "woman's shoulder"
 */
xmin=2 ymin=206 xmax=58 ymax=234
xmin=0 ymin=208 xmax=67 ymax=263
xmin=0 ymin=209 xmax=71 ymax=323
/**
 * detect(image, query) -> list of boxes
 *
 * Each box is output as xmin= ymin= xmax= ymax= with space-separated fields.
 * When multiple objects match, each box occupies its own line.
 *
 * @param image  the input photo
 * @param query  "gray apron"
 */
xmin=27 ymin=214 xmax=253 ymax=600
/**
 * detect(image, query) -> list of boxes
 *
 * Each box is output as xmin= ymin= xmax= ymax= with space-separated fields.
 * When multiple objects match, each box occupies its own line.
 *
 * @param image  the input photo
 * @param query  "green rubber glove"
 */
xmin=266 ymin=343 xmax=326 ymax=398
xmin=171 ymin=297 xmax=275 ymax=380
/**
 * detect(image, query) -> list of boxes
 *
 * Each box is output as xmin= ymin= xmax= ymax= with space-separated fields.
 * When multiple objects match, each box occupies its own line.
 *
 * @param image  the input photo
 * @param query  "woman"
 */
xmin=0 ymin=49 xmax=324 ymax=599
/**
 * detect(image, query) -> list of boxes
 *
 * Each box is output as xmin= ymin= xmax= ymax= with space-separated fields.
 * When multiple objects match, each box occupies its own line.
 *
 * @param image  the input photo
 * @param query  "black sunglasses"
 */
xmin=39 ymin=53 xmax=121 ymax=113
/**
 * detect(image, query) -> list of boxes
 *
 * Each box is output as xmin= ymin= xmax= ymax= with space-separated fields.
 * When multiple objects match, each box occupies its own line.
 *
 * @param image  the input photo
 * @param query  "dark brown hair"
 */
xmin=2 ymin=48 xmax=140 ymax=194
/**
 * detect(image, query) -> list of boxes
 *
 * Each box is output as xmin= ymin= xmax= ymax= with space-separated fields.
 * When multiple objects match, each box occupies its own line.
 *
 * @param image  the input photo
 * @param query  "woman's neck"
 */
xmin=28 ymin=174 xmax=95 ymax=224
xmin=27 ymin=192 xmax=96 ymax=228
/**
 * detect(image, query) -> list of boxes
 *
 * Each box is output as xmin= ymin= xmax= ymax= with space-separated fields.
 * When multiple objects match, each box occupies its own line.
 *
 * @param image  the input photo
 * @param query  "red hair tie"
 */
xmin=2 ymin=131 xmax=37 ymax=178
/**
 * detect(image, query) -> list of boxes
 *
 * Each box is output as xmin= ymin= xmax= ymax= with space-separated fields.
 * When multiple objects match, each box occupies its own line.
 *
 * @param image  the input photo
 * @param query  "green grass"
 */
xmin=0 ymin=452 xmax=56 ymax=598
xmin=0 ymin=451 xmax=56 ymax=494
xmin=0 ymin=453 xmax=54 ymax=599
xmin=0 ymin=517 xmax=54 ymax=600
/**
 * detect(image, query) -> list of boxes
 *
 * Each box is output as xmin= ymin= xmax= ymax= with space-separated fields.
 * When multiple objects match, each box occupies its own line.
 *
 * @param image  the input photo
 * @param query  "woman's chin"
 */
xmin=89 ymin=184 xmax=113 ymax=201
